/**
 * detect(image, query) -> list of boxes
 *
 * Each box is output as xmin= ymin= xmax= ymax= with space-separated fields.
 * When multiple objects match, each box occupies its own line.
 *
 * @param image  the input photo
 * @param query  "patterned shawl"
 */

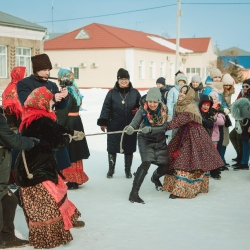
xmin=2 ymin=66 xmax=25 ymax=119
xmin=142 ymin=102 xmax=167 ymax=126
xmin=57 ymin=68 xmax=82 ymax=106
xmin=19 ymin=87 xmax=56 ymax=132
xmin=175 ymin=85 xmax=202 ymax=124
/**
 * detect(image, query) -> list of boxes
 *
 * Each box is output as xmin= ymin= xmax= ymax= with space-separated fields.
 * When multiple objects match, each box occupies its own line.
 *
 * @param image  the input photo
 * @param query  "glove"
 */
xmin=125 ymin=125 xmax=135 ymax=135
xmin=141 ymin=126 xmax=152 ymax=134
xmin=29 ymin=137 xmax=40 ymax=147
xmin=73 ymin=131 xmax=85 ymax=141
xmin=100 ymin=126 xmax=107 ymax=132
xmin=132 ymin=108 xmax=138 ymax=115
xmin=224 ymin=108 xmax=230 ymax=115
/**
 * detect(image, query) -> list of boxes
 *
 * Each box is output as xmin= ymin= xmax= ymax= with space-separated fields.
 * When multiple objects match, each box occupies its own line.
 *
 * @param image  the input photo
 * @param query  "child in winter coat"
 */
xmin=209 ymin=90 xmax=225 ymax=180
xmin=198 ymin=95 xmax=214 ymax=136
xmin=190 ymin=75 xmax=204 ymax=104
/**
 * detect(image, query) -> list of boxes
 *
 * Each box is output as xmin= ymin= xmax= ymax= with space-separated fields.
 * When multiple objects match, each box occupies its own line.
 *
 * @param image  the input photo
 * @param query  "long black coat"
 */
xmin=56 ymin=94 xmax=90 ymax=162
xmin=129 ymin=96 xmax=168 ymax=166
xmin=0 ymin=113 xmax=33 ymax=199
xmin=15 ymin=117 xmax=73 ymax=187
xmin=97 ymin=82 xmax=141 ymax=154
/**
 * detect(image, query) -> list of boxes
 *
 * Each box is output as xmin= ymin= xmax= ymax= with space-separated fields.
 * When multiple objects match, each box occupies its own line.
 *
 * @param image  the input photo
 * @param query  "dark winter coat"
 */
xmin=17 ymin=74 xmax=69 ymax=109
xmin=97 ymin=82 xmax=141 ymax=153
xmin=159 ymin=85 xmax=173 ymax=105
xmin=198 ymin=95 xmax=214 ymax=136
xmin=56 ymin=94 xmax=90 ymax=162
xmin=0 ymin=113 xmax=34 ymax=199
xmin=129 ymin=95 xmax=168 ymax=166
xmin=17 ymin=74 xmax=71 ymax=170
xmin=15 ymin=117 xmax=74 ymax=187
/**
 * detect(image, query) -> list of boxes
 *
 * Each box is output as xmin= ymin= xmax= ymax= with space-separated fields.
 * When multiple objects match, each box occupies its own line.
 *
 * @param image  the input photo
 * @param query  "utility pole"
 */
xmin=52 ymin=0 xmax=54 ymax=33
xmin=175 ymin=0 xmax=181 ymax=73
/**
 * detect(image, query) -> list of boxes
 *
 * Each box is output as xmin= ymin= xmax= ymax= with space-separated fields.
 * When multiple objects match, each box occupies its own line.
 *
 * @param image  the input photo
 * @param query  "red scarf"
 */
xmin=19 ymin=87 xmax=57 ymax=132
xmin=200 ymin=101 xmax=211 ymax=113
xmin=2 ymin=66 xmax=25 ymax=119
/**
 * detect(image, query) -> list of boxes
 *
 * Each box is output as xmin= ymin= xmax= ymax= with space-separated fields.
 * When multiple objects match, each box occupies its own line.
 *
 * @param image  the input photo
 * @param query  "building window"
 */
xmin=16 ymin=47 xmax=31 ymax=75
xmin=138 ymin=60 xmax=145 ymax=79
xmin=0 ymin=45 xmax=7 ymax=78
xmin=150 ymin=61 xmax=155 ymax=79
xmin=186 ymin=67 xmax=204 ymax=82
xmin=160 ymin=62 xmax=165 ymax=77
xmin=169 ymin=63 xmax=174 ymax=80
xmin=69 ymin=67 xmax=79 ymax=79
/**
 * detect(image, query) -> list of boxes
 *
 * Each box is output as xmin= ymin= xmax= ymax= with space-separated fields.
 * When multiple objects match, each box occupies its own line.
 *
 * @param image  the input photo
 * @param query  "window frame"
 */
xmin=16 ymin=47 xmax=31 ymax=76
xmin=138 ymin=60 xmax=145 ymax=79
xmin=69 ymin=67 xmax=79 ymax=80
xmin=0 ymin=45 xmax=7 ymax=78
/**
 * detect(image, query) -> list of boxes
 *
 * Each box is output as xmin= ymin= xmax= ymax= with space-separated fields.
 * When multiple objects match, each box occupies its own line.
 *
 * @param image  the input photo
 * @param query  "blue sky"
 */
xmin=2 ymin=0 xmax=250 ymax=51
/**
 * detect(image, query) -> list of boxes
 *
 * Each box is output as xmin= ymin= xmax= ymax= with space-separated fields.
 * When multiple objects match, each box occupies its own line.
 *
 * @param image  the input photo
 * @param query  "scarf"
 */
xmin=205 ymin=81 xmax=224 ymax=94
xmin=2 ymin=66 xmax=25 ymax=119
xmin=142 ymin=102 xmax=167 ymax=126
xmin=19 ymin=87 xmax=56 ymax=132
xmin=57 ymin=68 xmax=82 ymax=106
xmin=175 ymin=86 xmax=202 ymax=124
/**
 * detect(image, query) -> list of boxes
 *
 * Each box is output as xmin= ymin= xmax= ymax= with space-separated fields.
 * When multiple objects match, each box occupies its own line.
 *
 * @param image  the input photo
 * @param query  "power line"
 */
xmin=36 ymin=2 xmax=250 ymax=24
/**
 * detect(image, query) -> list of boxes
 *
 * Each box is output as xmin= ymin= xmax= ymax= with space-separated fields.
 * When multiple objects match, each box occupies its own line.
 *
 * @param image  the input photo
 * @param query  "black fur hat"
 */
xmin=117 ymin=68 xmax=130 ymax=80
xmin=31 ymin=54 xmax=52 ymax=73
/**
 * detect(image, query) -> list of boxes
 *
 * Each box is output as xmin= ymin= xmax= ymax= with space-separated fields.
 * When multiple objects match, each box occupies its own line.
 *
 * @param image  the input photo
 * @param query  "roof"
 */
xmin=0 ymin=11 xmax=46 ymax=32
xmin=218 ymin=47 xmax=250 ymax=56
xmin=167 ymin=37 xmax=211 ymax=53
xmin=44 ymin=23 xmax=210 ymax=53
xmin=219 ymin=56 xmax=250 ymax=69
xmin=47 ymin=33 xmax=65 ymax=41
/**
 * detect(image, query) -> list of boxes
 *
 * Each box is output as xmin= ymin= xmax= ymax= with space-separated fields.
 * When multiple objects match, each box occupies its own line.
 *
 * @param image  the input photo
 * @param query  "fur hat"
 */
xmin=146 ymin=87 xmax=161 ymax=102
xmin=243 ymin=78 xmax=250 ymax=86
xmin=117 ymin=68 xmax=130 ymax=80
xmin=191 ymin=75 xmax=202 ymax=83
xmin=222 ymin=74 xmax=234 ymax=85
xmin=31 ymin=54 xmax=52 ymax=73
xmin=156 ymin=77 xmax=165 ymax=85
xmin=231 ymin=98 xmax=250 ymax=120
xmin=210 ymin=68 xmax=222 ymax=79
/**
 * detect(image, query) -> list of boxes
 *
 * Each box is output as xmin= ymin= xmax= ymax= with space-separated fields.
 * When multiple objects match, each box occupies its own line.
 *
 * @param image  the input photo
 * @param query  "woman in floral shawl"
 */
xmin=56 ymin=68 xmax=89 ymax=190
xmin=125 ymin=87 xmax=169 ymax=204
xmin=15 ymin=87 xmax=85 ymax=249
xmin=162 ymin=85 xmax=224 ymax=199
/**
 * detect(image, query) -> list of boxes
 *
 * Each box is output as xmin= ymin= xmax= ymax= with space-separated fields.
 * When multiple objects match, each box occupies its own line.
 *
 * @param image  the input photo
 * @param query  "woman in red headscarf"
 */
xmin=2 ymin=66 xmax=25 ymax=130
xmin=15 ymin=86 xmax=85 ymax=249
xmin=2 ymin=66 xmax=26 ymax=188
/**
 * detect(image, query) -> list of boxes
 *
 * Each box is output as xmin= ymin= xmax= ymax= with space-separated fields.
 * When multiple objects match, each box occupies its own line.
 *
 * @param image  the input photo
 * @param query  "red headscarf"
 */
xmin=19 ymin=87 xmax=57 ymax=132
xmin=2 ymin=66 xmax=25 ymax=119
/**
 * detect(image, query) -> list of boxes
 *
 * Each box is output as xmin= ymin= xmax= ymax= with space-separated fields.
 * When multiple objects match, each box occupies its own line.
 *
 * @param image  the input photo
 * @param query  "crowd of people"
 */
xmin=0 ymin=53 xmax=249 ymax=248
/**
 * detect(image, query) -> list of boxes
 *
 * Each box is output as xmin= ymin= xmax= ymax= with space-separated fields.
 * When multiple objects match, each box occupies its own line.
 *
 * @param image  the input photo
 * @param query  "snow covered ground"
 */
xmin=10 ymin=86 xmax=250 ymax=250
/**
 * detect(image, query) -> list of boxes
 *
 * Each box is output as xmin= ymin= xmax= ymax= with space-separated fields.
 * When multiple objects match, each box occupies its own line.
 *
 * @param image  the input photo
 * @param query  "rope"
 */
xmin=21 ymin=150 xmax=33 ymax=179
xmin=120 ymin=125 xmax=129 ymax=153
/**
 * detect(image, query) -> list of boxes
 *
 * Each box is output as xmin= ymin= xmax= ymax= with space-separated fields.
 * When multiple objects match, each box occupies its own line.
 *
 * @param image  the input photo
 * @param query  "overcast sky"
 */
xmin=2 ymin=0 xmax=250 ymax=52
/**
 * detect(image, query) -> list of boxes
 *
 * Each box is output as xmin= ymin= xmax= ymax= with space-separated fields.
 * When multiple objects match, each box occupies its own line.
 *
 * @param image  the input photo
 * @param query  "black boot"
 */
xmin=233 ymin=164 xmax=249 ymax=171
xmin=0 ymin=237 xmax=29 ymax=249
xmin=124 ymin=154 xmax=133 ymax=178
xmin=151 ymin=166 xmax=168 ymax=191
xmin=107 ymin=154 xmax=116 ymax=178
xmin=129 ymin=167 xmax=147 ymax=204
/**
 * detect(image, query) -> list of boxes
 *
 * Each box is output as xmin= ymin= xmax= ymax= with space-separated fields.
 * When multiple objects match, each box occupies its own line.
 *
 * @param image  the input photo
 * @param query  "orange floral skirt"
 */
xmin=61 ymin=160 xmax=89 ymax=185
xmin=162 ymin=170 xmax=209 ymax=198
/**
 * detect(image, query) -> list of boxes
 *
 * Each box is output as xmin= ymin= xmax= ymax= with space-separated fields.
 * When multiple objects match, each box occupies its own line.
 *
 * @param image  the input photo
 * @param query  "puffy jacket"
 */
xmin=212 ymin=113 xmax=225 ymax=142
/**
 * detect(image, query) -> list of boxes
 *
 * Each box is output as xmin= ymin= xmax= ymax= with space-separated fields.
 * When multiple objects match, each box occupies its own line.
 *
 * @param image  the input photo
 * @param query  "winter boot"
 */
xmin=233 ymin=164 xmax=249 ymax=171
xmin=129 ymin=167 xmax=147 ymax=204
xmin=0 ymin=237 xmax=29 ymax=249
xmin=107 ymin=154 xmax=116 ymax=178
xmin=124 ymin=154 xmax=133 ymax=178
xmin=151 ymin=165 xmax=169 ymax=190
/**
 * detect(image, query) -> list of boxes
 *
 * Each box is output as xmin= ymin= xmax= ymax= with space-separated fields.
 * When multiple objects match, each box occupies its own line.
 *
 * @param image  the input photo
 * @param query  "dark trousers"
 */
xmin=241 ymin=140 xmax=250 ymax=164
xmin=0 ymin=191 xmax=17 ymax=241
xmin=229 ymin=128 xmax=243 ymax=157
xmin=140 ymin=161 xmax=168 ymax=175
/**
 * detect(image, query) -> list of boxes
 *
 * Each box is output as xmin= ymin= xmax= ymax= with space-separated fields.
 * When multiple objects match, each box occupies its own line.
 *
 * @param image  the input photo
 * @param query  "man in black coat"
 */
xmin=0 ymin=109 xmax=37 ymax=248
